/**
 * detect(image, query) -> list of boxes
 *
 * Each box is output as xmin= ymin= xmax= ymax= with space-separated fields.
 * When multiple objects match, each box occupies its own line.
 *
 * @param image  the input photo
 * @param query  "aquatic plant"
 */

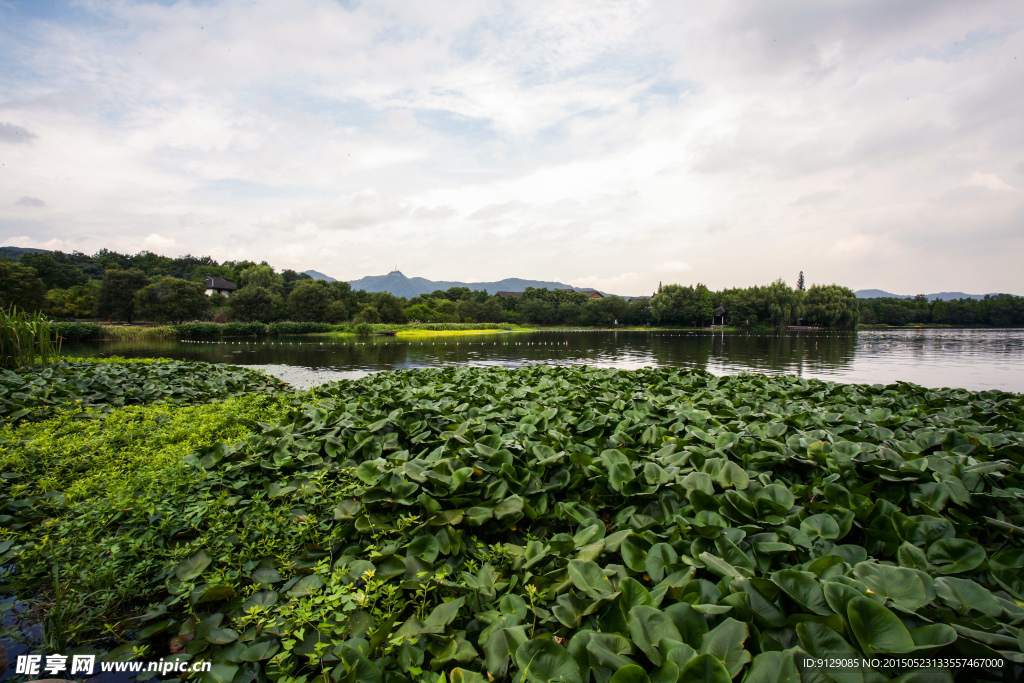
xmin=0 ymin=358 xmax=285 ymax=423
xmin=0 ymin=306 xmax=60 ymax=369
xmin=1 ymin=365 xmax=1023 ymax=681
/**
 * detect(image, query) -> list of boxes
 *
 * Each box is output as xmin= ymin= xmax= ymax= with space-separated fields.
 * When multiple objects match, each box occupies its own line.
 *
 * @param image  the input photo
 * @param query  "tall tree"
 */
xmin=229 ymin=286 xmax=276 ymax=322
xmin=804 ymin=284 xmax=859 ymax=329
xmin=237 ymin=264 xmax=281 ymax=291
xmin=20 ymin=252 xmax=88 ymax=289
xmin=135 ymin=277 xmax=210 ymax=324
xmin=96 ymin=269 xmax=149 ymax=323
xmin=0 ymin=260 xmax=47 ymax=311
xmin=762 ymin=279 xmax=800 ymax=326
xmin=796 ymin=271 xmax=805 ymax=291
xmin=287 ymin=280 xmax=333 ymax=321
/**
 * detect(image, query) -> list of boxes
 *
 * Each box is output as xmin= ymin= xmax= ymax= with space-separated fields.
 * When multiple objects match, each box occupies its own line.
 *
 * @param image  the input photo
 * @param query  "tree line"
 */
xmin=858 ymin=294 xmax=1024 ymax=327
xmin=1 ymin=248 xmax=1019 ymax=328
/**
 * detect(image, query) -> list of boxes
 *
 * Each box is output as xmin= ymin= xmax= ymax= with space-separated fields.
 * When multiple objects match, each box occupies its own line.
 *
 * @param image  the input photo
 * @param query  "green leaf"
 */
xmin=450 ymin=669 xmax=488 ymax=683
xmin=847 ymin=596 xmax=915 ymax=654
xmin=189 ymin=583 xmax=235 ymax=606
xmin=627 ymin=605 xmax=683 ymax=666
xmin=251 ymin=567 xmax=282 ymax=585
xmin=677 ymin=653 xmax=731 ymax=683
xmin=483 ymin=626 xmax=528 ymax=678
xmin=176 ymin=549 xmax=212 ymax=581
xmin=645 ymin=543 xmax=678 ymax=583
xmin=568 ymin=559 xmax=615 ymax=599
xmin=423 ymin=596 xmax=465 ymax=631
xmin=800 ymin=514 xmax=840 ymax=540
xmin=408 ymin=534 xmax=441 ymax=563
xmin=617 ymin=577 xmax=655 ymax=618
xmin=515 ymin=638 xmax=581 ymax=683
xmin=934 ymin=577 xmax=1002 ymax=617
xmin=333 ymin=641 xmax=382 ymax=683
xmin=206 ymin=628 xmax=239 ymax=644
xmin=909 ymin=623 xmax=956 ymax=649
xmin=495 ymin=494 xmax=524 ymax=521
xmin=200 ymin=663 xmax=239 ymax=683
xmin=609 ymin=664 xmax=651 ymax=683
xmin=240 ymin=639 xmax=280 ymax=661
xmin=797 ymin=621 xmax=861 ymax=658
xmin=664 ymin=603 xmax=708 ymax=649
xmin=770 ymin=569 xmax=831 ymax=615
xmin=926 ymin=538 xmax=986 ymax=574
xmin=698 ymin=617 xmax=751 ymax=677
xmin=621 ymin=534 xmax=651 ymax=572
xmin=716 ymin=461 xmax=749 ymax=489
xmin=852 ymin=562 xmax=929 ymax=611
xmin=286 ymin=574 xmax=324 ymax=598
xmin=742 ymin=651 xmax=800 ymax=682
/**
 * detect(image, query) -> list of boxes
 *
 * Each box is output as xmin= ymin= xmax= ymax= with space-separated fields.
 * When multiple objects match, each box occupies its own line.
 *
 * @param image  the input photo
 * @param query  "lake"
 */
xmin=61 ymin=328 xmax=1024 ymax=393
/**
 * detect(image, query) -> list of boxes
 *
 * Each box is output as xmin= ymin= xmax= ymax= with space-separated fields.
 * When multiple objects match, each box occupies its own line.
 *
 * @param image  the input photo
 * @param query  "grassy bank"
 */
xmin=2 ymin=361 xmax=1023 ymax=682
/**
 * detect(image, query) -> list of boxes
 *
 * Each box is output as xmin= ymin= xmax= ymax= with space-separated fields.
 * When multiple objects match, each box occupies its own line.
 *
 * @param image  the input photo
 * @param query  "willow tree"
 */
xmin=804 ymin=283 xmax=859 ymax=329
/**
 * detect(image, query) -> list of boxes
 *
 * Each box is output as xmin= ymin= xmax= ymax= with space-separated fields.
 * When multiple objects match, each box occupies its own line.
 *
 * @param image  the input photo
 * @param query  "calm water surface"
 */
xmin=62 ymin=328 xmax=1024 ymax=393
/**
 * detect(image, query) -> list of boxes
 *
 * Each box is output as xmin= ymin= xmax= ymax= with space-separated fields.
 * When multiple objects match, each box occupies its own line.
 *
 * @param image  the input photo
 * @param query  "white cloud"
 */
xmin=968 ymin=171 xmax=1015 ymax=191
xmin=142 ymin=233 xmax=178 ymax=249
xmin=0 ymin=0 xmax=1022 ymax=293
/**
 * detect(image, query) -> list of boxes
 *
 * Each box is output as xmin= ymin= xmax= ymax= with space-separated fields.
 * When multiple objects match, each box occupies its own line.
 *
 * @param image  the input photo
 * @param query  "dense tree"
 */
xmin=20 ymin=252 xmax=88 ymax=290
xmin=192 ymin=265 xmax=236 ymax=283
xmin=650 ymin=283 xmax=713 ymax=326
xmin=12 ymin=243 xmax=1024 ymax=329
xmin=371 ymin=292 xmax=408 ymax=324
xmin=281 ymin=269 xmax=314 ymax=296
xmin=762 ymin=279 xmax=801 ymax=326
xmin=287 ymin=281 xmax=334 ymax=321
xmin=96 ymin=269 xmax=149 ymax=323
xmin=0 ymin=260 xmax=47 ymax=311
xmin=804 ymin=284 xmax=859 ymax=329
xmin=135 ymin=277 xmax=210 ymax=324
xmin=357 ymin=304 xmax=381 ymax=323
xmin=237 ymin=265 xmax=282 ymax=291
xmin=46 ymin=282 xmax=100 ymax=318
xmin=229 ymin=286 xmax=276 ymax=322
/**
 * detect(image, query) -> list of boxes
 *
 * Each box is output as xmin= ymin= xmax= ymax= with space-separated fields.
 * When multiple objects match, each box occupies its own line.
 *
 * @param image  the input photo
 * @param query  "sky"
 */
xmin=1 ymin=0 xmax=1022 ymax=296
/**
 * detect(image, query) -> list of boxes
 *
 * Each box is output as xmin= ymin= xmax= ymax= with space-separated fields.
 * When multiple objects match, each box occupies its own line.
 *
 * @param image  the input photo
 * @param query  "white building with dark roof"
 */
xmin=204 ymin=276 xmax=237 ymax=297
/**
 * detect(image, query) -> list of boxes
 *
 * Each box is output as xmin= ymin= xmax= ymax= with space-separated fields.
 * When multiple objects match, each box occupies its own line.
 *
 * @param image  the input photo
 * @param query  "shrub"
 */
xmin=54 ymin=322 xmax=104 ymax=342
xmin=267 ymin=321 xmax=333 ymax=335
xmin=172 ymin=322 xmax=222 ymax=339
xmin=100 ymin=326 xmax=177 ymax=340
xmin=354 ymin=322 xmax=373 ymax=335
xmin=221 ymin=322 xmax=267 ymax=337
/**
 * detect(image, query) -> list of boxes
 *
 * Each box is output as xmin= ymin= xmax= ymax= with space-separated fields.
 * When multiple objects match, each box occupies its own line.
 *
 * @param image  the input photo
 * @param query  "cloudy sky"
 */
xmin=1 ymin=0 xmax=1022 ymax=295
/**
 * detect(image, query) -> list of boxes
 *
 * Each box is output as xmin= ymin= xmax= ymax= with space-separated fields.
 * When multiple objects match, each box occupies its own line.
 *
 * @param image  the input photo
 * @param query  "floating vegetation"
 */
xmin=0 ymin=358 xmax=285 ymax=424
xmin=1 ymin=365 xmax=1023 ymax=682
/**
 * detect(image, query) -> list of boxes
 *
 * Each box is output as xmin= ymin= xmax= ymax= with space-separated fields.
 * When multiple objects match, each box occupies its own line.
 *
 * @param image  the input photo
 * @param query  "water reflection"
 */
xmin=60 ymin=328 xmax=1024 ymax=392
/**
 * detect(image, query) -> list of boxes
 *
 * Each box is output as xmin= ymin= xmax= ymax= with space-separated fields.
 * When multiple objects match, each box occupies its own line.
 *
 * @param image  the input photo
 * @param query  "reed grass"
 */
xmin=0 ymin=306 xmax=61 ymax=369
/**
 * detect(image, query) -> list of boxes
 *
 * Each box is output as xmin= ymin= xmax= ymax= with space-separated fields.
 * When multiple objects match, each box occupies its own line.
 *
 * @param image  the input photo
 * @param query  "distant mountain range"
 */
xmin=304 ymin=270 xmax=608 ymax=298
xmin=0 ymin=246 xmax=49 ymax=261
xmin=855 ymin=289 xmax=1009 ymax=301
